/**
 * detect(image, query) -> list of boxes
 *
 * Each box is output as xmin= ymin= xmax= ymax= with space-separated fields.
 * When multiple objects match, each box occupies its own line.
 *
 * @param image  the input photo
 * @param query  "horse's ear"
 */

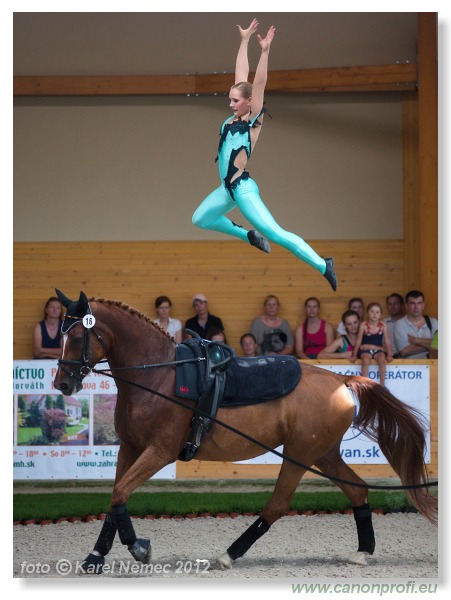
xmin=55 ymin=289 xmax=73 ymax=308
xmin=78 ymin=291 xmax=91 ymax=314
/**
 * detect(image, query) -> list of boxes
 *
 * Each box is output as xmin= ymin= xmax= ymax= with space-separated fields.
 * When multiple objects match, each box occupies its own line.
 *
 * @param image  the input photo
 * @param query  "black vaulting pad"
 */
xmin=222 ymin=356 xmax=301 ymax=406
xmin=176 ymin=348 xmax=301 ymax=407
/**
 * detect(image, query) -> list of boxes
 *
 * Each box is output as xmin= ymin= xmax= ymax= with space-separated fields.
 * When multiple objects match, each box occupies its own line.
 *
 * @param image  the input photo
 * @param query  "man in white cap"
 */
xmin=184 ymin=293 xmax=225 ymax=339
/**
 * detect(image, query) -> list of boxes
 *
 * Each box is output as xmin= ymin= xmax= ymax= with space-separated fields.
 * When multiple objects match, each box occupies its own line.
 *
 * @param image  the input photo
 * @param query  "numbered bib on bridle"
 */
xmin=82 ymin=314 xmax=96 ymax=329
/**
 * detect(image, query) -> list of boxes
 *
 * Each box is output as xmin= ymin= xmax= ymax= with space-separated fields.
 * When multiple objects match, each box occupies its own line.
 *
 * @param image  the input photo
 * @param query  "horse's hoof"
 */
xmin=348 ymin=551 xmax=369 ymax=566
xmin=216 ymin=552 xmax=233 ymax=570
xmin=81 ymin=552 xmax=105 ymax=574
xmin=129 ymin=538 xmax=152 ymax=563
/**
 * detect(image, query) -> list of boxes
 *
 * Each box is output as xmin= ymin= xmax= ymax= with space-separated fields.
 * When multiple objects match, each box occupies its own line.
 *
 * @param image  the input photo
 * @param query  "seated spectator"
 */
xmin=429 ymin=330 xmax=438 ymax=359
xmin=185 ymin=293 xmax=224 ymax=340
xmin=153 ymin=295 xmax=182 ymax=343
xmin=350 ymin=302 xmax=393 ymax=387
xmin=33 ymin=296 xmax=63 ymax=359
xmin=205 ymin=326 xmax=228 ymax=344
xmin=240 ymin=332 xmax=258 ymax=357
xmin=383 ymin=292 xmax=405 ymax=357
xmin=318 ymin=310 xmax=360 ymax=360
xmin=394 ymin=290 xmax=438 ymax=359
xmin=337 ymin=297 xmax=365 ymax=335
xmin=250 ymin=294 xmax=294 ymax=355
xmin=295 ymin=297 xmax=334 ymax=359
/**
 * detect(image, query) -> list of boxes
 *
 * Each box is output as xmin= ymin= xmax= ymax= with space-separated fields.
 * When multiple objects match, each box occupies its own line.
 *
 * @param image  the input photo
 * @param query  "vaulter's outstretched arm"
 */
xmin=235 ymin=18 xmax=259 ymax=84
xmin=252 ymin=24 xmax=276 ymax=116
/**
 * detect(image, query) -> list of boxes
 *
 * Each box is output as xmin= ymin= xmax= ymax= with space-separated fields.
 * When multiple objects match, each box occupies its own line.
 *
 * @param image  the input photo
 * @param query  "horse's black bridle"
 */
xmin=57 ymin=313 xmax=109 ymax=382
xmin=57 ymin=306 xmax=206 ymax=384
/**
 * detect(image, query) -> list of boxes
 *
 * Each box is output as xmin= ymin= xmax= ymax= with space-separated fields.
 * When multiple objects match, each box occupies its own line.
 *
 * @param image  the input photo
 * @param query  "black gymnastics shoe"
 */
xmin=247 ymin=230 xmax=271 ymax=253
xmin=323 ymin=257 xmax=337 ymax=291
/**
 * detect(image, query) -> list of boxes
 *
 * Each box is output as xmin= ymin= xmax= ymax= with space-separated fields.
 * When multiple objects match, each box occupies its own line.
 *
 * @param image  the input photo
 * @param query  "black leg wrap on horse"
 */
xmin=93 ymin=513 xmax=117 ymax=556
xmin=112 ymin=504 xmax=137 ymax=547
xmin=353 ymin=503 xmax=375 ymax=554
xmin=81 ymin=553 xmax=105 ymax=574
xmin=227 ymin=516 xmax=270 ymax=560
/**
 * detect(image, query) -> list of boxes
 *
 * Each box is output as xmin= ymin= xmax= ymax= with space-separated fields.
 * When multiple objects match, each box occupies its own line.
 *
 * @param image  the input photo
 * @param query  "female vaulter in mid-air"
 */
xmin=192 ymin=18 xmax=337 ymax=291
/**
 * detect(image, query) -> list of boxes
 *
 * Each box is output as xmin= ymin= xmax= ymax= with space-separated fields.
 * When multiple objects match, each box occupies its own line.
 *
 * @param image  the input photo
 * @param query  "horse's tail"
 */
xmin=346 ymin=376 xmax=437 ymax=524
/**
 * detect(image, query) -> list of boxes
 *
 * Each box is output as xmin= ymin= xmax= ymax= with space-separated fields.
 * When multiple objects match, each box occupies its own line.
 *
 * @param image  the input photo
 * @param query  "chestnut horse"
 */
xmin=54 ymin=290 xmax=437 ymax=574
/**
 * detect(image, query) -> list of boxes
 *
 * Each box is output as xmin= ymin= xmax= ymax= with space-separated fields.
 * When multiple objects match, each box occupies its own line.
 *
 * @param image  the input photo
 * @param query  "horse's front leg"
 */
xmin=81 ymin=513 xmax=118 ymax=574
xmin=111 ymin=503 xmax=152 ymax=564
xmin=81 ymin=443 xmax=139 ymax=573
xmin=83 ymin=505 xmax=150 ymax=574
xmin=109 ymin=445 xmax=175 ymax=565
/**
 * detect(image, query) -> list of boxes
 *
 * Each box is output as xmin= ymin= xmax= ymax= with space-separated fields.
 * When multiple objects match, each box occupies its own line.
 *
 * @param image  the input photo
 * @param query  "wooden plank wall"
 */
xmin=14 ymin=239 xmax=404 ymax=359
xmin=13 ymin=240 xmax=404 ymax=359
xmin=14 ymin=240 xmax=438 ymax=480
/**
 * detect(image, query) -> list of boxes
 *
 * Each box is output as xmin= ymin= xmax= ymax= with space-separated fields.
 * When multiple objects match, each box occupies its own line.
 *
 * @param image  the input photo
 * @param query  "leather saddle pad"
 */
xmin=221 ymin=355 xmax=301 ymax=406
xmin=176 ymin=343 xmax=301 ymax=407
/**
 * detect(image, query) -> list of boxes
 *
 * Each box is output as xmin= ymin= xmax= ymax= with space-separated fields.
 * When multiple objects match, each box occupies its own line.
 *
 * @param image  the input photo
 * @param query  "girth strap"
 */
xmin=178 ymin=335 xmax=234 ymax=461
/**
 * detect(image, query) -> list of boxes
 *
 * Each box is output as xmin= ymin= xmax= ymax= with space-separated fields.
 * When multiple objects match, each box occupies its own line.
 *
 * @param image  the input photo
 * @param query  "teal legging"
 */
xmin=192 ymin=177 xmax=326 ymax=273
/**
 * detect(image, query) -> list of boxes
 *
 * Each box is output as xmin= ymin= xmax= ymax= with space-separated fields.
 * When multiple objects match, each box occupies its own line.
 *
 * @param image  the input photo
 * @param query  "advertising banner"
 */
xmin=235 ymin=364 xmax=431 ymax=465
xmin=13 ymin=361 xmax=430 ymax=478
xmin=13 ymin=360 xmax=175 ymax=480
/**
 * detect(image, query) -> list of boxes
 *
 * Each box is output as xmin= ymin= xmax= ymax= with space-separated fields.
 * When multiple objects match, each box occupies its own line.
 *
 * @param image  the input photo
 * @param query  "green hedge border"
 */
xmin=13 ymin=490 xmax=417 ymax=523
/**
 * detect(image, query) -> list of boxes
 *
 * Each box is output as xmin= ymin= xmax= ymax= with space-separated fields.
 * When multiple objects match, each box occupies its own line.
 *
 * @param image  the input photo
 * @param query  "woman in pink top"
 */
xmin=295 ymin=297 xmax=334 ymax=359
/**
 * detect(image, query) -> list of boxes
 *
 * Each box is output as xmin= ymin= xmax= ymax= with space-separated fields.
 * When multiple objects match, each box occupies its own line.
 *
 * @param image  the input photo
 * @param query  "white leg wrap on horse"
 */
xmin=216 ymin=552 xmax=233 ymax=570
xmin=348 ymin=551 xmax=370 ymax=566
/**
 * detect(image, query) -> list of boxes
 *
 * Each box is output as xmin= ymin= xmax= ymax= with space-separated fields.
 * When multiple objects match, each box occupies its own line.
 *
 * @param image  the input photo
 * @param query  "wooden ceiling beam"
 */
xmin=266 ymin=63 xmax=417 ymax=92
xmin=13 ymin=74 xmax=195 ymax=96
xmin=14 ymin=63 xmax=417 ymax=96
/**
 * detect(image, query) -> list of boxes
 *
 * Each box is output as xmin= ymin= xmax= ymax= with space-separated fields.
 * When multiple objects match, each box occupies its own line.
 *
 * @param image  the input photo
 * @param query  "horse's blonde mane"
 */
xmin=90 ymin=297 xmax=175 ymax=340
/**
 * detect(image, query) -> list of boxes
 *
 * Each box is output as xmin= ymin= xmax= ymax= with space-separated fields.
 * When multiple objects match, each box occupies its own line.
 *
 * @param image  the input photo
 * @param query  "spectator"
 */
xmin=33 ymin=296 xmax=63 ymax=359
xmin=250 ymin=294 xmax=294 ymax=355
xmin=295 ymin=297 xmax=334 ymax=358
xmin=350 ymin=302 xmax=393 ymax=387
xmin=318 ymin=310 xmax=360 ymax=360
xmin=153 ymin=295 xmax=182 ymax=343
xmin=337 ymin=297 xmax=364 ymax=335
xmin=383 ymin=293 xmax=405 ymax=356
xmin=394 ymin=290 xmax=438 ymax=359
xmin=429 ymin=330 xmax=438 ymax=359
xmin=185 ymin=293 xmax=224 ymax=339
xmin=240 ymin=332 xmax=258 ymax=357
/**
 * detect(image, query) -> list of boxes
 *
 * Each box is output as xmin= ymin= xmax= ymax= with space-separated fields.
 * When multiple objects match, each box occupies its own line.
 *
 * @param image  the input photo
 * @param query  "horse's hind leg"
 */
xmin=217 ymin=460 xmax=306 ymax=570
xmin=315 ymin=444 xmax=375 ymax=565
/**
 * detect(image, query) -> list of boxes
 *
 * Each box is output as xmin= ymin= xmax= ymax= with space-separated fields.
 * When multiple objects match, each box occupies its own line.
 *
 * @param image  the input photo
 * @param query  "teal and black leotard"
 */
xmin=216 ymin=111 xmax=264 ymax=198
xmin=192 ymin=110 xmax=327 ymax=274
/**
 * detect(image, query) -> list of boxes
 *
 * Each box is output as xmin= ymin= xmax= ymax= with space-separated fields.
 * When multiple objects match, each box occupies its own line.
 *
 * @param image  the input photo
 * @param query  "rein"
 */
xmin=94 ymin=368 xmax=438 ymax=491
xmin=58 ymin=321 xmax=438 ymax=492
xmin=94 ymin=368 xmax=437 ymax=492
xmin=58 ymin=319 xmax=206 ymax=380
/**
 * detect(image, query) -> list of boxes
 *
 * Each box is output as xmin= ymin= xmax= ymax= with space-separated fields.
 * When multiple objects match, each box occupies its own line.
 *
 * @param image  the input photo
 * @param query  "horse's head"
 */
xmin=54 ymin=289 xmax=107 ymax=395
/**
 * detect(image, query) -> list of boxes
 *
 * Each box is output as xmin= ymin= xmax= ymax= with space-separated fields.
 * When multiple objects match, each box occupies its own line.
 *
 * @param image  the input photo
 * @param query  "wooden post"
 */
xmin=417 ymin=13 xmax=438 ymax=315
xmin=402 ymin=91 xmax=420 ymax=290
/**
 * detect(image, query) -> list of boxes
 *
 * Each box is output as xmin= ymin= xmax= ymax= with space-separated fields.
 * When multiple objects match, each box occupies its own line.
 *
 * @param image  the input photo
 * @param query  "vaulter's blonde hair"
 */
xmin=231 ymin=81 xmax=253 ymax=99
